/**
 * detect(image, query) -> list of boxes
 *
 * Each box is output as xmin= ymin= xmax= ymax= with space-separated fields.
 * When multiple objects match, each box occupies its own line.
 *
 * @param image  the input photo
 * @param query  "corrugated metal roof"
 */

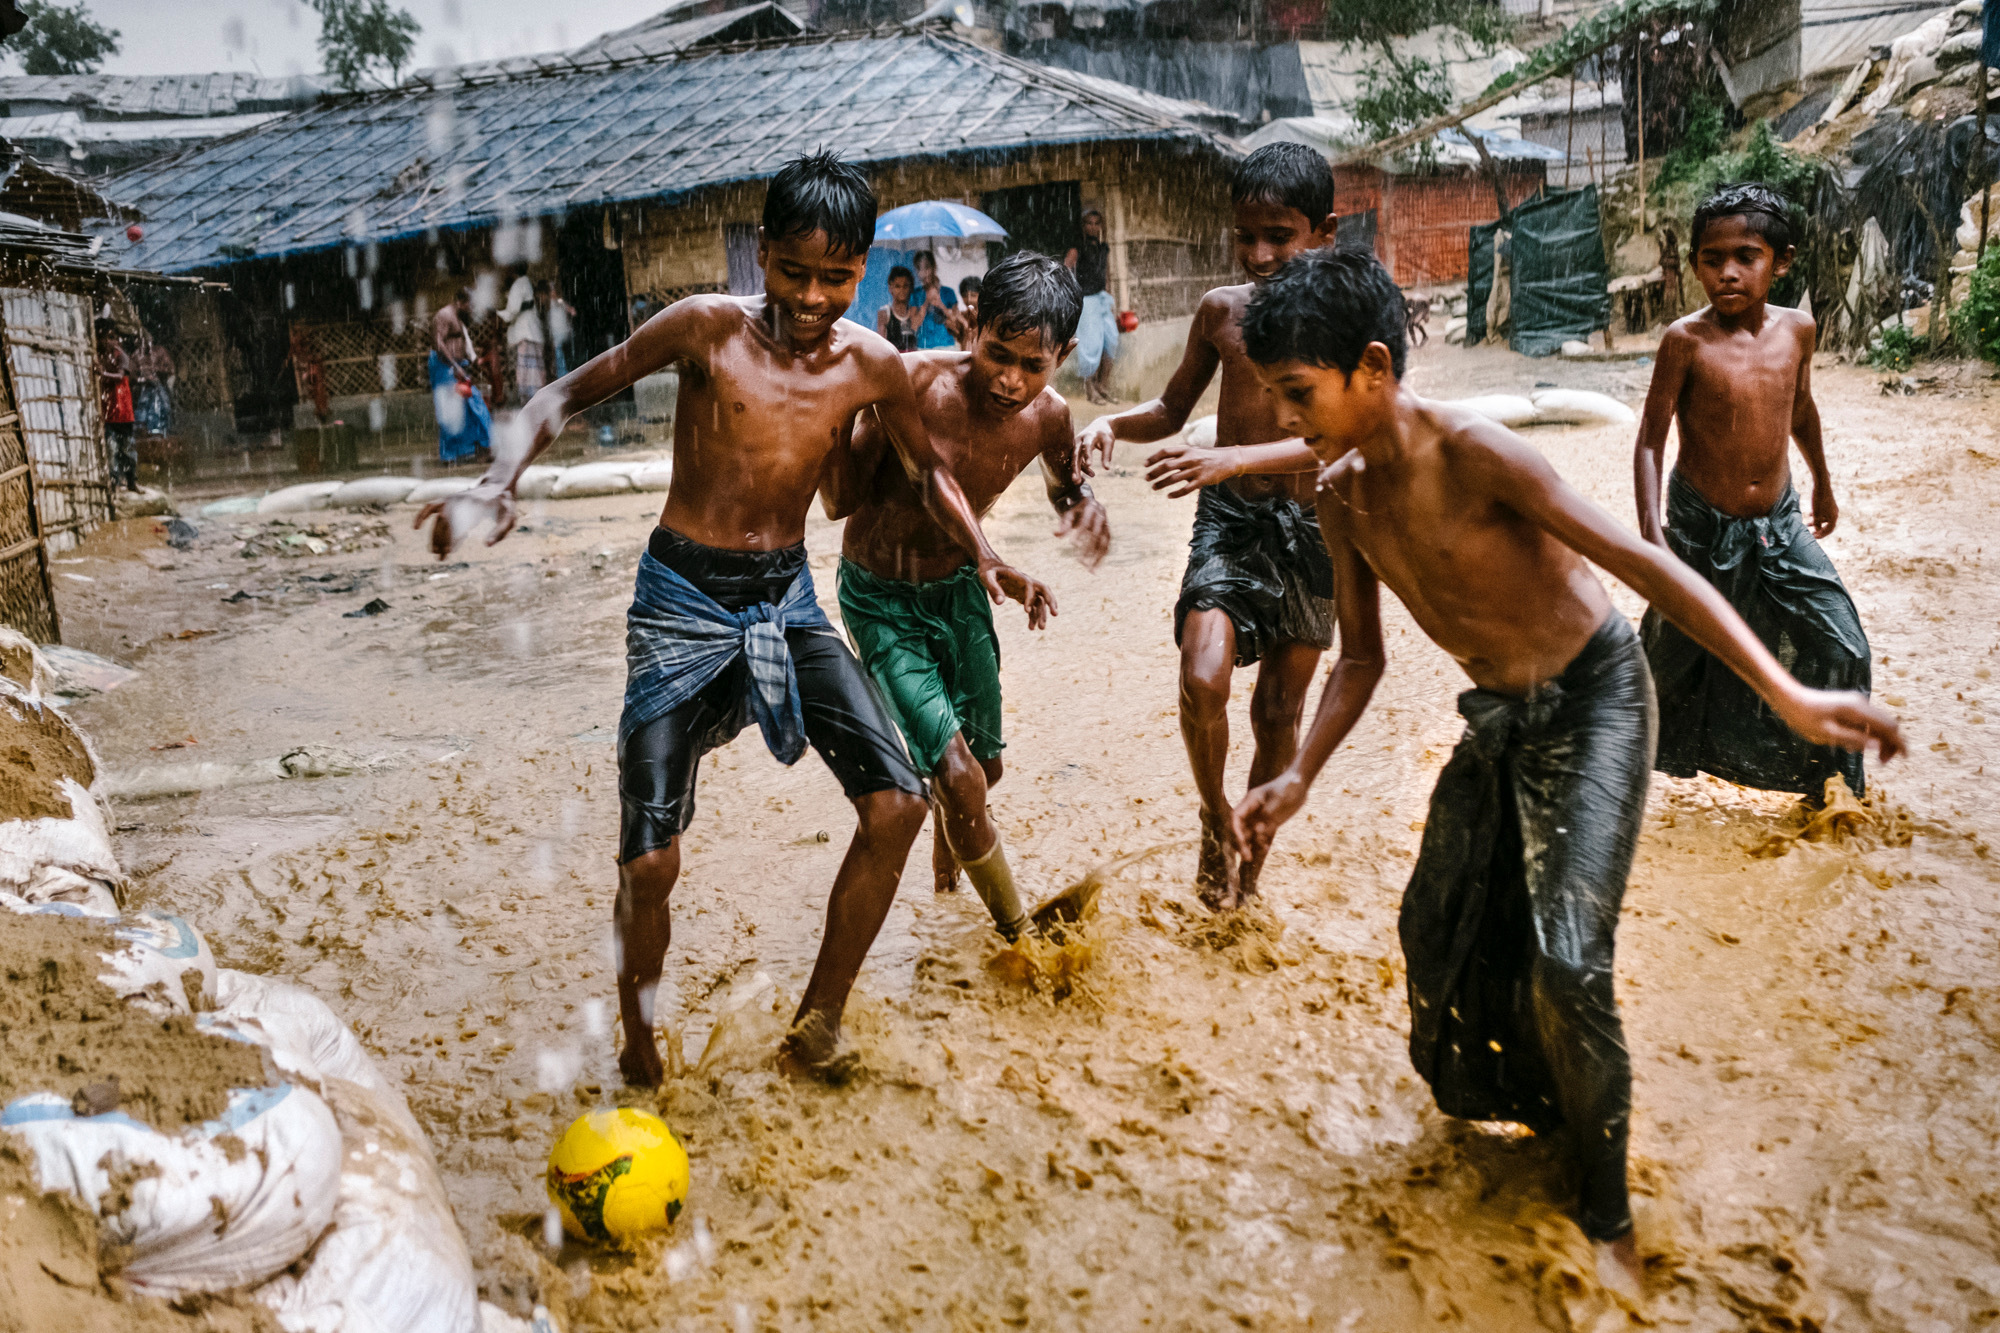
xmin=97 ymin=30 xmax=1230 ymax=274
xmin=414 ymin=3 xmax=805 ymax=84
xmin=0 ymin=73 xmax=325 ymax=120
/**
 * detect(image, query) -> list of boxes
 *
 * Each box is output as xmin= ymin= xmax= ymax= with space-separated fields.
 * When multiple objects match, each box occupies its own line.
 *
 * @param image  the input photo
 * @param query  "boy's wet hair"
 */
xmin=976 ymin=250 xmax=1081 ymax=350
xmin=1690 ymin=182 xmax=1797 ymax=253
xmin=762 ymin=150 xmax=875 ymax=258
xmin=959 ymin=275 xmax=981 ymax=297
xmin=1231 ymin=142 xmax=1335 ymax=227
xmin=1242 ymin=249 xmax=1407 ymax=379
xmin=887 ymin=265 xmax=914 ymax=286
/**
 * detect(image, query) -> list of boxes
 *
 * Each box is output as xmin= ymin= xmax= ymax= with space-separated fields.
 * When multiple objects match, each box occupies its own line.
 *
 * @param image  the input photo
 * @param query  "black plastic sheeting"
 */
xmin=1008 ymin=39 xmax=1311 ymax=127
xmin=1836 ymin=112 xmax=2000 ymax=289
xmin=1465 ymin=185 xmax=1612 ymax=357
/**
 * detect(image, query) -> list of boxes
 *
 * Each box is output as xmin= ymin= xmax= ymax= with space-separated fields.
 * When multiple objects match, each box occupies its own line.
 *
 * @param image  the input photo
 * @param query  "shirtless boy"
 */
xmin=1075 ymin=142 xmax=1332 ymax=907
xmin=417 ymin=152 xmax=1050 ymax=1084
xmin=1635 ymin=183 xmax=1872 ymax=797
xmin=1227 ymin=251 xmax=1903 ymax=1297
xmin=824 ymin=252 xmax=1107 ymax=939
xmin=428 ymin=287 xmax=492 ymax=464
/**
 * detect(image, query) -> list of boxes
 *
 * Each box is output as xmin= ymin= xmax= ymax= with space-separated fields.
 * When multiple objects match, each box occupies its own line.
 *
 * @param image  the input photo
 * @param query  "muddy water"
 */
xmin=58 ymin=359 xmax=2000 ymax=1330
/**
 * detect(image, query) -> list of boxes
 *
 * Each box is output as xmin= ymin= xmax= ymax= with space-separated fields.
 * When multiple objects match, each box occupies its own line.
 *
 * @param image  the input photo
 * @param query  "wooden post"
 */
xmin=1635 ymin=33 xmax=1646 ymax=235
xmin=1565 ymin=76 xmax=1577 ymax=190
xmin=1108 ymin=180 xmax=1131 ymax=316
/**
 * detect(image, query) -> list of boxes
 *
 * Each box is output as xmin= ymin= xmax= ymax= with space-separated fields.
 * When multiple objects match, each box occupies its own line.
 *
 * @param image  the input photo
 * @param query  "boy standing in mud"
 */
xmin=1226 ymin=251 xmax=1903 ymax=1299
xmin=1074 ymin=142 xmax=1332 ymax=908
xmin=824 ymin=252 xmax=1107 ymax=940
xmin=1635 ymin=182 xmax=1873 ymax=798
xmin=416 ymin=152 xmax=1051 ymax=1085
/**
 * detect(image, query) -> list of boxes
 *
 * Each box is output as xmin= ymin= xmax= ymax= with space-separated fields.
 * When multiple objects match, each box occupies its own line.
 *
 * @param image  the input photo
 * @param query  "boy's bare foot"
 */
xmin=1235 ymin=856 xmax=1264 ymax=903
xmin=1195 ymin=814 xmax=1239 ymax=911
xmin=618 ymin=1033 xmax=664 ymax=1088
xmin=1594 ymin=1231 xmax=1645 ymax=1308
xmin=776 ymin=1010 xmax=862 ymax=1086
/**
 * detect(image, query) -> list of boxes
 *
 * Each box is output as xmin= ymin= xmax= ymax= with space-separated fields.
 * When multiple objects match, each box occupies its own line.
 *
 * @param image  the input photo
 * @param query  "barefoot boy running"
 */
xmin=1074 ymin=142 xmax=1332 ymax=908
xmin=1227 ymin=251 xmax=1902 ymax=1295
xmin=824 ymin=252 xmax=1106 ymax=939
xmin=1635 ymin=183 xmax=1873 ymax=797
xmin=417 ymin=152 xmax=1049 ymax=1085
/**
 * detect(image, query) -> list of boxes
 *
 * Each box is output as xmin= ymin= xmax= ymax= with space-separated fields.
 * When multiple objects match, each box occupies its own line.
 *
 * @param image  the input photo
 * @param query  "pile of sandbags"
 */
xmin=0 ymin=633 xmax=547 ymax=1333
xmin=1443 ymin=390 xmax=1635 ymax=428
xmin=213 ymin=456 xmax=673 ymax=519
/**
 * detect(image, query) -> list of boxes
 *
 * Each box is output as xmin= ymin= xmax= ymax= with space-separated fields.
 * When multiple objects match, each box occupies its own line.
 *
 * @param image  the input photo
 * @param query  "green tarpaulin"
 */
xmin=1464 ymin=186 xmax=1612 ymax=358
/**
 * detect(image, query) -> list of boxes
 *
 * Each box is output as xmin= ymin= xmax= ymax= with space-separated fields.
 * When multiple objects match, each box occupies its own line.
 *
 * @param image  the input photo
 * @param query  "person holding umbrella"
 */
xmin=910 ymin=249 xmax=963 ymax=349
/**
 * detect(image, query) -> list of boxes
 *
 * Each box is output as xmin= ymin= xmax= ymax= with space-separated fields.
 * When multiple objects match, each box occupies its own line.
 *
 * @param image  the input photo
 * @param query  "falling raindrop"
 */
xmin=541 ymin=1207 xmax=563 ymax=1251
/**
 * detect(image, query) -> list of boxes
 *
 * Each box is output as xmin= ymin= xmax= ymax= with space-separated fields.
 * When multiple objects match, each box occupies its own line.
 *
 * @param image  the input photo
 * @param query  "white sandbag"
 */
xmin=201 ymin=494 xmax=261 ymax=517
xmin=514 ymin=465 xmax=562 ymax=500
xmin=210 ymin=969 xmax=418 ymax=1137
xmin=627 ymin=459 xmax=673 ymax=492
xmin=258 ymin=482 xmax=344 ymax=516
xmin=3 ymin=1081 xmax=342 ymax=1297
xmin=407 ymin=477 xmax=478 ymax=505
xmin=0 ymin=663 xmax=122 ymax=914
xmin=1181 ymin=414 xmax=1218 ymax=450
xmin=101 ymin=909 xmax=217 ymax=1014
xmin=1445 ymin=394 xmax=1539 ymax=426
xmin=479 ymin=1305 xmax=558 ymax=1333
xmin=1559 ymin=339 xmax=1592 ymax=357
xmin=255 ymin=1078 xmax=480 ymax=1333
xmin=330 ymin=476 xmax=420 ymax=509
xmin=550 ymin=461 xmax=634 ymax=498
xmin=1529 ymin=389 xmax=1637 ymax=426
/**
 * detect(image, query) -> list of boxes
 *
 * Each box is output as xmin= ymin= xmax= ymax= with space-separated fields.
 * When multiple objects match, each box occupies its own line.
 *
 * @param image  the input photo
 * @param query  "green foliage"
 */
xmin=1952 ymin=247 xmax=2000 ymax=364
xmin=1353 ymin=55 xmax=1453 ymax=158
xmin=1649 ymin=93 xmax=1726 ymax=193
xmin=1864 ymin=322 xmax=1921 ymax=371
xmin=1483 ymin=0 xmax=1718 ymax=98
xmin=311 ymin=0 xmax=420 ymax=91
xmin=10 ymin=0 xmax=118 ymax=75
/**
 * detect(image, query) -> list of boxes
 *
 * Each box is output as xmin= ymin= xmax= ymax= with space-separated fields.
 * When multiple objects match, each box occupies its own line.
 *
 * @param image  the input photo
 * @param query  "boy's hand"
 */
xmin=1054 ymin=496 xmax=1110 ymax=570
xmin=1144 ymin=443 xmax=1238 ymax=497
xmin=1230 ymin=772 xmax=1307 ymax=863
xmin=979 ymin=558 xmax=1058 ymax=630
xmin=1810 ymin=480 xmax=1839 ymax=538
xmin=415 ymin=481 xmax=517 ymax=559
xmin=1777 ymin=687 xmax=1905 ymax=761
xmin=1073 ymin=416 xmax=1118 ymax=481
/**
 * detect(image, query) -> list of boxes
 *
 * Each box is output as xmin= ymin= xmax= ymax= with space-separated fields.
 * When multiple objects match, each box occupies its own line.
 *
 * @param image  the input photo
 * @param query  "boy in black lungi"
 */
xmin=1074 ymin=143 xmax=1334 ymax=907
xmin=1635 ymin=183 xmax=1873 ymax=798
xmin=1226 ymin=251 xmax=1903 ymax=1299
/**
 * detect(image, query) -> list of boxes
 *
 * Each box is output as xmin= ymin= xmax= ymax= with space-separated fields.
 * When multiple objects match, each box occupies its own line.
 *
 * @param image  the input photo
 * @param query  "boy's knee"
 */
xmin=859 ymin=787 xmax=928 ymax=836
xmin=980 ymin=755 xmax=1004 ymax=788
xmin=619 ymin=843 xmax=679 ymax=898
xmin=1180 ymin=658 xmax=1231 ymax=717
xmin=1249 ymin=690 xmax=1307 ymax=736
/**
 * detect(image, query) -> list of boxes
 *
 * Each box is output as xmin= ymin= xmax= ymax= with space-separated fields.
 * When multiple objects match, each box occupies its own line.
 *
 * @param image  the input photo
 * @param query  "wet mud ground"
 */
xmin=54 ymin=352 xmax=2000 ymax=1330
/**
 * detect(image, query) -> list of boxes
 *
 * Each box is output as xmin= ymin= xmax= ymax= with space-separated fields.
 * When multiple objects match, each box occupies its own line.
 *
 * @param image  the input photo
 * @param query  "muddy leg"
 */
xmin=931 ymin=812 xmax=959 ymax=893
xmin=779 ymin=787 xmax=927 ymax=1082
xmin=1179 ymin=609 xmax=1238 ymax=908
xmin=1239 ymin=642 xmax=1323 ymax=899
xmin=615 ymin=841 xmax=680 ymax=1087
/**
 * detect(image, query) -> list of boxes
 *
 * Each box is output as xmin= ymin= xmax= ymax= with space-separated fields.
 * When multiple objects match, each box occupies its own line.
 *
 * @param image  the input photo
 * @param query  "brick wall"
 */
xmin=1336 ymin=163 xmax=1548 ymax=289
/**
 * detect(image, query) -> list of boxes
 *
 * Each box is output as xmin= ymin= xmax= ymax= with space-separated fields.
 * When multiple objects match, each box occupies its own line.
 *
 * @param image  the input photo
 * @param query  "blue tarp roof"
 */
xmin=95 ymin=30 xmax=1231 ymax=275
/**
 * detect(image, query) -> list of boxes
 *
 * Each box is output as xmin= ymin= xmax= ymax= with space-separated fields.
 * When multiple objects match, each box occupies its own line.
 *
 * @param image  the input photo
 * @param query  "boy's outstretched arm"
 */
xmin=1073 ymin=296 xmax=1223 ymax=479
xmin=1477 ymin=428 xmax=1905 ymax=761
xmin=1633 ymin=324 xmax=1693 ymax=546
xmin=870 ymin=350 xmax=1058 ymax=628
xmin=416 ymin=298 xmax=710 ymax=558
xmin=1040 ymin=401 xmax=1110 ymax=570
xmin=1144 ymin=436 xmax=1321 ymax=497
xmin=1788 ymin=317 xmax=1837 ymax=537
xmin=1231 ymin=489 xmax=1387 ymax=862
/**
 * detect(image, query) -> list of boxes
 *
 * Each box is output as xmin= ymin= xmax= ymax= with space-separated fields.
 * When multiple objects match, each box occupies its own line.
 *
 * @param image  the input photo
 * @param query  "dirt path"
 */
xmin=57 ymin=354 xmax=2000 ymax=1330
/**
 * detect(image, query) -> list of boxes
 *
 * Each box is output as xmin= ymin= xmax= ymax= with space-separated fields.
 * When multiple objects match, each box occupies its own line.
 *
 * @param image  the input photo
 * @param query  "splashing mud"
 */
xmin=50 ymin=360 xmax=2000 ymax=1329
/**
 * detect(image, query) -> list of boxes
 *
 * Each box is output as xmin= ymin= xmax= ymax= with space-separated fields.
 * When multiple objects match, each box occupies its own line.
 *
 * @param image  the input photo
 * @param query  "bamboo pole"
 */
xmin=1978 ymin=56 xmax=1991 ymax=270
xmin=1635 ymin=32 xmax=1646 ymax=236
xmin=1565 ymin=76 xmax=1577 ymax=190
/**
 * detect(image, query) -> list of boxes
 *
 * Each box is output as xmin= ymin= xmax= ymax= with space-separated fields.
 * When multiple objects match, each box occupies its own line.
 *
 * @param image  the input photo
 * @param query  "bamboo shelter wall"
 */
xmin=0 ymin=338 xmax=57 ymax=644
xmin=1 ymin=288 xmax=109 ymax=556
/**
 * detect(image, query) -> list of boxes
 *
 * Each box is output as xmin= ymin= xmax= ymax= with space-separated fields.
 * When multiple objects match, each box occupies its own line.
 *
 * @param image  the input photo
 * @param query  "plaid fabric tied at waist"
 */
xmin=621 ymin=549 xmax=833 ymax=762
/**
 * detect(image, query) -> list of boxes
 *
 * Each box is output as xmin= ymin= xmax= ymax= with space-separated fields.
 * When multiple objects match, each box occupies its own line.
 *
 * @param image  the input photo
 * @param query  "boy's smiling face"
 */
xmin=1253 ymin=347 xmax=1392 ymax=462
xmin=1232 ymin=199 xmax=1337 ymax=283
xmin=1691 ymin=213 xmax=1793 ymax=317
xmin=758 ymin=228 xmax=866 ymax=345
xmin=966 ymin=324 xmax=1072 ymax=417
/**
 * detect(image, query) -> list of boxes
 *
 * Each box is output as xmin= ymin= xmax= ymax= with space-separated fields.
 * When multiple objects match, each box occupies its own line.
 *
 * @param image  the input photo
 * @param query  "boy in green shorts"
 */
xmin=823 ymin=252 xmax=1108 ymax=939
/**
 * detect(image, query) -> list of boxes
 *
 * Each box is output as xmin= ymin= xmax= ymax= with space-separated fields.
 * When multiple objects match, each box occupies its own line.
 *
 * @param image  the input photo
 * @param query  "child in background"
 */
xmin=878 ymin=265 xmax=920 ymax=353
xmin=1634 ymin=182 xmax=1873 ymax=799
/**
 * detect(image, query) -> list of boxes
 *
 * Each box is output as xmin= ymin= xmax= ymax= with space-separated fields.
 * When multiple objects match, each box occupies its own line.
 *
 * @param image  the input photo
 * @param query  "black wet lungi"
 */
xmin=1174 ymin=482 xmax=1334 ymax=666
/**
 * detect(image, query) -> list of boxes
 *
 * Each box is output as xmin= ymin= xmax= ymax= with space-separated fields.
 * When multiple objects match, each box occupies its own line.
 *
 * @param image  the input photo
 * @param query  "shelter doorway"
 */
xmin=981 ymin=181 xmax=1083 ymax=265
xmin=557 ymin=209 xmax=631 ymax=365
xmin=724 ymin=223 xmax=765 ymax=296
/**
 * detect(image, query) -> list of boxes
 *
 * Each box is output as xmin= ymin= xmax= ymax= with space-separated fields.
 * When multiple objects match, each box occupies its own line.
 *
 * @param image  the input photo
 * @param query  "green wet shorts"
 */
xmin=836 ymin=558 xmax=1004 ymax=774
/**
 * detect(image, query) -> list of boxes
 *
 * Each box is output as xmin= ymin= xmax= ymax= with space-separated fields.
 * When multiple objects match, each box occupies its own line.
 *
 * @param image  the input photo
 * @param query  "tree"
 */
xmin=311 ymin=0 xmax=421 ymax=91
xmin=9 ymin=0 xmax=119 ymax=76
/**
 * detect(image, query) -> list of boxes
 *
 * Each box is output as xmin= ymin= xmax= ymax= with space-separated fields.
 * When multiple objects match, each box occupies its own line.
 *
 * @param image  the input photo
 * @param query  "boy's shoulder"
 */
xmin=1198 ymin=282 xmax=1255 ymax=315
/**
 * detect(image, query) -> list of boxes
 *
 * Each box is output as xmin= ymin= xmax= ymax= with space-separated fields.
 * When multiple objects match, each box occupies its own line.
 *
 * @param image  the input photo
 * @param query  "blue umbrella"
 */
xmin=873 ymin=200 xmax=1007 ymax=249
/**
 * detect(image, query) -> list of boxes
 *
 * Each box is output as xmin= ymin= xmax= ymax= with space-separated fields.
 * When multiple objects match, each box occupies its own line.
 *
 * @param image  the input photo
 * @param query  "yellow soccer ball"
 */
xmin=545 ymin=1108 xmax=689 ymax=1245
